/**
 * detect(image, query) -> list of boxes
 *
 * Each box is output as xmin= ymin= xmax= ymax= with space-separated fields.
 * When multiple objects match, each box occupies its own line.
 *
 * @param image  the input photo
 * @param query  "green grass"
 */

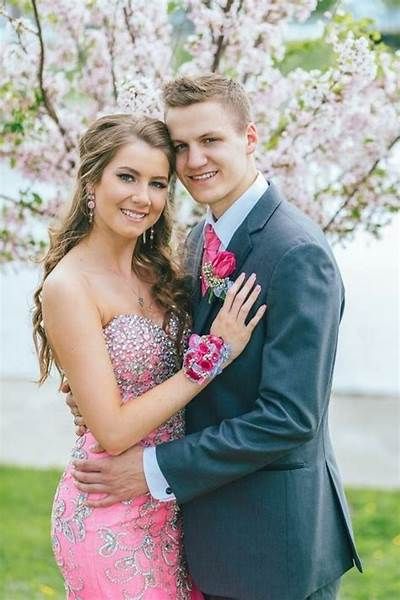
xmin=0 ymin=466 xmax=399 ymax=599
xmin=0 ymin=466 xmax=64 ymax=599
xmin=340 ymin=488 xmax=400 ymax=599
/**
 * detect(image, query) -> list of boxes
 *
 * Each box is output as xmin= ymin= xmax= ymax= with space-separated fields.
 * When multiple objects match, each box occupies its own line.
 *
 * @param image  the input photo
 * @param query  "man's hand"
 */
xmin=72 ymin=445 xmax=148 ymax=508
xmin=61 ymin=380 xmax=87 ymax=436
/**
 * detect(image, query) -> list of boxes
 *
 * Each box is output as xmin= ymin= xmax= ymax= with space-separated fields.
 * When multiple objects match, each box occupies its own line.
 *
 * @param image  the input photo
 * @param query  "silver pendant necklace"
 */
xmin=131 ymin=280 xmax=153 ymax=313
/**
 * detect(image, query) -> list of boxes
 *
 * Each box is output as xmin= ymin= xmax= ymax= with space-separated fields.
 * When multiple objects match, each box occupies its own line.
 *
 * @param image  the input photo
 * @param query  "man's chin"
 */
xmin=187 ymin=187 xmax=220 ymax=205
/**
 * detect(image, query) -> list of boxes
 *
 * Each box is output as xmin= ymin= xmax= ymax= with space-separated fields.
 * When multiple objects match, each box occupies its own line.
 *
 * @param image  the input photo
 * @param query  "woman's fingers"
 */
xmin=75 ymin=425 xmax=87 ymax=437
xmin=246 ymin=304 xmax=267 ymax=330
xmin=223 ymin=272 xmax=246 ymax=312
xmin=230 ymin=273 xmax=257 ymax=318
xmin=237 ymin=284 xmax=262 ymax=324
xmin=60 ymin=380 xmax=71 ymax=393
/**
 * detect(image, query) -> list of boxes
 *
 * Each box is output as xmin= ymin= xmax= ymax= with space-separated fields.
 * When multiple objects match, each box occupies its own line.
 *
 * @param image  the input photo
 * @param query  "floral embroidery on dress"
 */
xmin=51 ymin=313 xmax=198 ymax=599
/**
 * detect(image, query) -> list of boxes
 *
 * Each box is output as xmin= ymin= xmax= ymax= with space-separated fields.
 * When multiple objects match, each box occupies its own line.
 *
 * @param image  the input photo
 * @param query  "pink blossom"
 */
xmin=0 ymin=1 xmax=399 ymax=263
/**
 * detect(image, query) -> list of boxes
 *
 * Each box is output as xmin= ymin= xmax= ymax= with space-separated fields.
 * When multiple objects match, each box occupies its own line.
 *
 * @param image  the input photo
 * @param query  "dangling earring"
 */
xmin=142 ymin=229 xmax=147 ymax=244
xmin=150 ymin=226 xmax=154 ymax=247
xmin=87 ymin=189 xmax=95 ymax=224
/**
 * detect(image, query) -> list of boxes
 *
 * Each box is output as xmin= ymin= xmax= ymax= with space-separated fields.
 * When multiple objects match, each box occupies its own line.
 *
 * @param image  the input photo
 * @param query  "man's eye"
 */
xmin=204 ymin=138 xmax=217 ymax=144
xmin=174 ymin=144 xmax=186 ymax=153
xmin=118 ymin=173 xmax=134 ymax=182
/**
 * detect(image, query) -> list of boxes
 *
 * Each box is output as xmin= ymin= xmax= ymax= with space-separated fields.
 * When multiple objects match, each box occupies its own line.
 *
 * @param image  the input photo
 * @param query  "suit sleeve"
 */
xmin=156 ymin=242 xmax=344 ymax=503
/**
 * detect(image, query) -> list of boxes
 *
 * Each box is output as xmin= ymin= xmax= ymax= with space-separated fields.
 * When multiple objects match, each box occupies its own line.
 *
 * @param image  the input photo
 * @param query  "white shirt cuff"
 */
xmin=143 ymin=446 xmax=176 ymax=502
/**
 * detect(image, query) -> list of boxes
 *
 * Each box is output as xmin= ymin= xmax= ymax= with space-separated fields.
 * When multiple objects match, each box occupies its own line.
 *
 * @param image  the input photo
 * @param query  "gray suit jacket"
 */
xmin=157 ymin=183 xmax=362 ymax=600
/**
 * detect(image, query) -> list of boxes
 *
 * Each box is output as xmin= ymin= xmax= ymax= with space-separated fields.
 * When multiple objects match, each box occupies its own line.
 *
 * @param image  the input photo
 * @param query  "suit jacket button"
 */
xmin=166 ymin=487 xmax=172 ymax=495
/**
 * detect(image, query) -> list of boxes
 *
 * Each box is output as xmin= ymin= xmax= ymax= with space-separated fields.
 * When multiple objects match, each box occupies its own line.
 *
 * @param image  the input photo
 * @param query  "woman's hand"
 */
xmin=210 ymin=273 xmax=267 ymax=364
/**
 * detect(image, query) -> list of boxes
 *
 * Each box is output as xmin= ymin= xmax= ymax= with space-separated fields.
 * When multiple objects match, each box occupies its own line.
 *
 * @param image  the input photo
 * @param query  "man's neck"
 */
xmin=211 ymin=168 xmax=258 ymax=220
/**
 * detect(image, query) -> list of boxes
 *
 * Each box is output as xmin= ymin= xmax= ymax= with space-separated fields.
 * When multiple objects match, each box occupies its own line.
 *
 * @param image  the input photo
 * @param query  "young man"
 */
xmin=71 ymin=74 xmax=361 ymax=599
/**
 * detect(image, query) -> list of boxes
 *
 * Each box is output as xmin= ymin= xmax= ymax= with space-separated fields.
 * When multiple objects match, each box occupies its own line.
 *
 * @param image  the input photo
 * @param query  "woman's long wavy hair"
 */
xmin=33 ymin=114 xmax=191 ymax=384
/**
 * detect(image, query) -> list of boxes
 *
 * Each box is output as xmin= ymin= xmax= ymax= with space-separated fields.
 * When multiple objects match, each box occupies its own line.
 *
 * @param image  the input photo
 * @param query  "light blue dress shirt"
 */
xmin=143 ymin=173 xmax=269 ymax=500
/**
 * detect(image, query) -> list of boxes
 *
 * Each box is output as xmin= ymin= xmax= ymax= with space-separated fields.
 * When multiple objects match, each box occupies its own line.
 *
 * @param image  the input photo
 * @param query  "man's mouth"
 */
xmin=120 ymin=208 xmax=148 ymax=221
xmin=189 ymin=170 xmax=218 ymax=182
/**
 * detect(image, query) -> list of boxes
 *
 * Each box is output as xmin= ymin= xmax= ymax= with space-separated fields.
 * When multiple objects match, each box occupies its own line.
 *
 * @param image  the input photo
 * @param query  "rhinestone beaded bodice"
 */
xmin=102 ymin=313 xmax=185 ymax=446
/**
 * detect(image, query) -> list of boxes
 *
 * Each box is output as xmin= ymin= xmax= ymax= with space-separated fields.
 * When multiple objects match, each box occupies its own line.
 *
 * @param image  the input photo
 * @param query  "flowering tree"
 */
xmin=1 ymin=0 xmax=399 ymax=263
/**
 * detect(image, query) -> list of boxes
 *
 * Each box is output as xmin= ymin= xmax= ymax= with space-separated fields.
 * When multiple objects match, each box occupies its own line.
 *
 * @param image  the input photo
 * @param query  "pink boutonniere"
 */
xmin=202 ymin=250 xmax=237 ymax=303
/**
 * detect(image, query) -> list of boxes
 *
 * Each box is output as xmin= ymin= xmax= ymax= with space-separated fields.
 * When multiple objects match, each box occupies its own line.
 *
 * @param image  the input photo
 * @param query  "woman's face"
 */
xmin=92 ymin=138 xmax=170 ymax=240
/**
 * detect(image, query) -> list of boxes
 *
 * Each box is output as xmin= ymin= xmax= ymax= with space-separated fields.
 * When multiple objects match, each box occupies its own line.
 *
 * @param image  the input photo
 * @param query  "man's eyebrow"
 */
xmin=172 ymin=131 xmax=222 ymax=143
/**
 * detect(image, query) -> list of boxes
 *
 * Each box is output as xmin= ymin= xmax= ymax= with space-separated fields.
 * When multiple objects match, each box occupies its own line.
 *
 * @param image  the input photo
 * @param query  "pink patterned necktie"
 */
xmin=201 ymin=223 xmax=221 ymax=295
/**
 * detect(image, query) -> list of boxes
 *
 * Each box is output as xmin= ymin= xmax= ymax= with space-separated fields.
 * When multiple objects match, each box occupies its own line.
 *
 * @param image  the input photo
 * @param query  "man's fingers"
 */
xmin=89 ymin=443 xmax=105 ymax=454
xmin=74 ymin=481 xmax=108 ymax=494
xmin=86 ymin=495 xmax=119 ymax=509
xmin=74 ymin=416 xmax=85 ymax=426
xmin=72 ymin=459 xmax=103 ymax=472
xmin=75 ymin=425 xmax=87 ymax=437
xmin=72 ymin=469 xmax=105 ymax=484
xmin=247 ymin=304 xmax=267 ymax=330
xmin=65 ymin=393 xmax=78 ymax=414
xmin=60 ymin=381 xmax=71 ymax=393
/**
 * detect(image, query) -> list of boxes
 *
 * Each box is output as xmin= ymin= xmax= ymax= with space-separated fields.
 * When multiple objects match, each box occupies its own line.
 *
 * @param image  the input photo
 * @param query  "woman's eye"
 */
xmin=204 ymin=138 xmax=217 ymax=144
xmin=174 ymin=144 xmax=186 ymax=153
xmin=118 ymin=173 xmax=134 ymax=182
xmin=151 ymin=181 xmax=168 ymax=189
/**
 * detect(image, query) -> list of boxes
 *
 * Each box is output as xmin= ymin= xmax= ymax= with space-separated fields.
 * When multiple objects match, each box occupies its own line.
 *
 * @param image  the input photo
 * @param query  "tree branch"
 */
xmin=211 ymin=0 xmax=236 ymax=72
xmin=0 ymin=193 xmax=56 ymax=218
xmin=123 ymin=4 xmax=136 ymax=46
xmin=30 ymin=0 xmax=74 ymax=154
xmin=103 ymin=17 xmax=118 ymax=102
xmin=322 ymin=133 xmax=400 ymax=232
xmin=0 ymin=6 xmax=36 ymax=53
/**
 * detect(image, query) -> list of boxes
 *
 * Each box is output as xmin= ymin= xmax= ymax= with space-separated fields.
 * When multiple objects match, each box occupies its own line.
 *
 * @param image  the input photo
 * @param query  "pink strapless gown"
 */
xmin=51 ymin=314 xmax=204 ymax=600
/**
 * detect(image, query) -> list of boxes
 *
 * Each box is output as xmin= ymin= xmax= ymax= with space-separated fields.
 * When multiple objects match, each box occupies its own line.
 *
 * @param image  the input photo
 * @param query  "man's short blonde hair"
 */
xmin=162 ymin=73 xmax=252 ymax=132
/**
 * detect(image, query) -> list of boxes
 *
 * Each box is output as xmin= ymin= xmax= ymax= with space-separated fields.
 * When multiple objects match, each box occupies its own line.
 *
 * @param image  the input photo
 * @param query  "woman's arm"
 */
xmin=43 ymin=273 xmax=265 ymax=456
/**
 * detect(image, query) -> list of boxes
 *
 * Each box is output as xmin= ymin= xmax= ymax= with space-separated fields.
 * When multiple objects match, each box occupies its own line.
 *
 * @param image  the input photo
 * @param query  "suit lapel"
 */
xmin=192 ymin=183 xmax=283 ymax=334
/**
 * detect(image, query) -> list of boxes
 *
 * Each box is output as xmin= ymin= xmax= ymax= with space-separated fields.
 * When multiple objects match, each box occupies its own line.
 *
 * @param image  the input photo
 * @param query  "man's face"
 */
xmin=166 ymin=100 xmax=258 ymax=218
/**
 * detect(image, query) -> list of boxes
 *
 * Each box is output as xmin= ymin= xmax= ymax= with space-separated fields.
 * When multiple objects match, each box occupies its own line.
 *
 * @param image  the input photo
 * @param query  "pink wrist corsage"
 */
xmin=183 ymin=334 xmax=231 ymax=384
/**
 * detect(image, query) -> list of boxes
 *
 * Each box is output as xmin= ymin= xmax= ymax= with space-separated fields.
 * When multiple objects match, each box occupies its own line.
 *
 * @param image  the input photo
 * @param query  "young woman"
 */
xmin=33 ymin=114 xmax=265 ymax=599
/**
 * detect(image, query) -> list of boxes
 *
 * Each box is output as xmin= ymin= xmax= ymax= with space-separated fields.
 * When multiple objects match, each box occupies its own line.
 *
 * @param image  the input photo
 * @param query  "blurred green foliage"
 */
xmin=0 ymin=466 xmax=399 ymax=599
xmin=382 ymin=0 xmax=400 ymax=8
xmin=278 ymin=38 xmax=334 ymax=73
xmin=315 ymin=0 xmax=338 ymax=14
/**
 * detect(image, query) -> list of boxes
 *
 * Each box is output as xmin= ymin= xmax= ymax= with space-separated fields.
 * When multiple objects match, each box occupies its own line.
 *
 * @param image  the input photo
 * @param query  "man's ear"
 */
xmin=245 ymin=122 xmax=258 ymax=155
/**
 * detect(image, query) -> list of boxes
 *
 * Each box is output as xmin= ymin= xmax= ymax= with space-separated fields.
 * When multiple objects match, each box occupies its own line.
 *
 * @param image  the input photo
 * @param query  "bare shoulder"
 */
xmin=43 ymin=262 xmax=86 ymax=303
xmin=42 ymin=254 xmax=95 ymax=321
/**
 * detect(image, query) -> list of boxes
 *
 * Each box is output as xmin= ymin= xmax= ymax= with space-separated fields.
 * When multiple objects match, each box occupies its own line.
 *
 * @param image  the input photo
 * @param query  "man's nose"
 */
xmin=186 ymin=146 xmax=207 ymax=170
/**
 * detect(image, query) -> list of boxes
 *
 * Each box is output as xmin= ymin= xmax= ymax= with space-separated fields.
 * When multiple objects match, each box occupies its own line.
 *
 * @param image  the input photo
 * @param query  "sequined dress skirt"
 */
xmin=51 ymin=314 xmax=204 ymax=599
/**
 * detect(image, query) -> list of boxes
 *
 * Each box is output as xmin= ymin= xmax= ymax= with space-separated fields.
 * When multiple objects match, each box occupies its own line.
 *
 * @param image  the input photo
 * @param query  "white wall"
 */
xmin=332 ymin=216 xmax=399 ymax=395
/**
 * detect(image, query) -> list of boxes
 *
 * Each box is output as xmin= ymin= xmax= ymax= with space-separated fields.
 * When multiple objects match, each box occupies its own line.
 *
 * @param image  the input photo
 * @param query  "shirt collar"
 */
xmin=204 ymin=172 xmax=269 ymax=248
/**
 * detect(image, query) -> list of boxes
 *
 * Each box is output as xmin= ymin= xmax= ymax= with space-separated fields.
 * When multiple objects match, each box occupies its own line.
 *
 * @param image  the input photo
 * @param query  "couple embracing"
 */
xmin=34 ymin=73 xmax=361 ymax=599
